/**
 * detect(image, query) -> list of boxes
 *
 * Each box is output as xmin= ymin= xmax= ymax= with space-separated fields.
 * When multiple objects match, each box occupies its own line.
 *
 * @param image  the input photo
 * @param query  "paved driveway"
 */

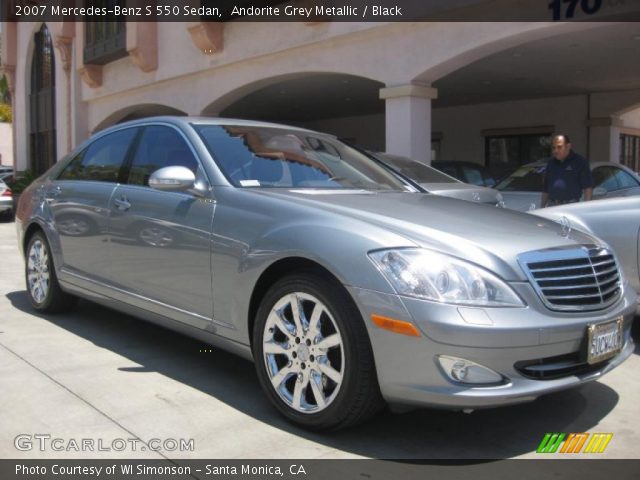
xmin=1 ymin=220 xmax=639 ymax=459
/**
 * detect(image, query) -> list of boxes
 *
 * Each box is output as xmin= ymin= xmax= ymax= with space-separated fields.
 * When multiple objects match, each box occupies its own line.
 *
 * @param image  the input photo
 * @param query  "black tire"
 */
xmin=252 ymin=271 xmax=384 ymax=430
xmin=25 ymin=231 xmax=77 ymax=313
xmin=0 ymin=209 xmax=12 ymax=222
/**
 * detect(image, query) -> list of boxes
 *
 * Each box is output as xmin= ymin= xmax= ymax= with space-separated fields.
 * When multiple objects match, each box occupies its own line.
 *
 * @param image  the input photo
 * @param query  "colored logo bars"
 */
xmin=537 ymin=433 xmax=613 ymax=454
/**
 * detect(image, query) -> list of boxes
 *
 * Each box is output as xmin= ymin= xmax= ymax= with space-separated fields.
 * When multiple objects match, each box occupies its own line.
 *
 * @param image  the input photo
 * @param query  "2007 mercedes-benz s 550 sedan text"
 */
xmin=16 ymin=117 xmax=636 ymax=430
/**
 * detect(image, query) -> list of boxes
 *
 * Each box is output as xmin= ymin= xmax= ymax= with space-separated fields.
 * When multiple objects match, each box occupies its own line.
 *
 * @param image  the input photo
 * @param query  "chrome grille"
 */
xmin=518 ymin=247 xmax=622 ymax=312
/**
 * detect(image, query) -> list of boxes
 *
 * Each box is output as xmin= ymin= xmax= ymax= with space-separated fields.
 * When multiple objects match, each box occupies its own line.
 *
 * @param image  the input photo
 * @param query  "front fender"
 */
xmin=212 ymin=214 xmax=416 ymax=346
xmin=19 ymin=184 xmax=65 ymax=276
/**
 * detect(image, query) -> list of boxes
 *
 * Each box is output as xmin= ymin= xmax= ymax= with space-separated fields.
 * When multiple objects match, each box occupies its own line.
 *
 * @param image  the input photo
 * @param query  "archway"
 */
xmin=202 ymin=73 xmax=385 ymax=150
xmin=93 ymin=104 xmax=188 ymax=132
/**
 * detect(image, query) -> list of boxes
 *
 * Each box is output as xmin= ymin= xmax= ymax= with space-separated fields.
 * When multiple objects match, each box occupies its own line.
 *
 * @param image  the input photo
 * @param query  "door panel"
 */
xmin=108 ymin=186 xmax=214 ymax=327
xmin=48 ymin=181 xmax=115 ymax=282
xmin=106 ymin=125 xmax=215 ymax=329
xmin=49 ymin=127 xmax=139 ymax=282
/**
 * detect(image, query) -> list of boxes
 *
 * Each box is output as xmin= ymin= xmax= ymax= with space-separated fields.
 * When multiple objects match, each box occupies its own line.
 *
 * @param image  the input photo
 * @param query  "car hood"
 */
xmin=256 ymin=190 xmax=601 ymax=281
xmin=419 ymin=182 xmax=500 ymax=205
xmin=499 ymin=191 xmax=541 ymax=211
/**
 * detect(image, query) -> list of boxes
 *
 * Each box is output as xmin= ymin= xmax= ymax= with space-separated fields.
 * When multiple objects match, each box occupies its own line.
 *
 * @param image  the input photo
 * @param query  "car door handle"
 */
xmin=113 ymin=197 xmax=131 ymax=211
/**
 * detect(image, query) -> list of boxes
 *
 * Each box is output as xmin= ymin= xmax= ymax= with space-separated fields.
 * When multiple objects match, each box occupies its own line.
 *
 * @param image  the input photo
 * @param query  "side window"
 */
xmin=461 ymin=166 xmax=484 ymax=186
xmin=58 ymin=128 xmax=138 ymax=182
xmin=592 ymin=167 xmax=619 ymax=192
xmin=612 ymin=168 xmax=640 ymax=189
xmin=127 ymin=126 xmax=199 ymax=186
xmin=480 ymin=169 xmax=496 ymax=187
xmin=439 ymin=166 xmax=458 ymax=178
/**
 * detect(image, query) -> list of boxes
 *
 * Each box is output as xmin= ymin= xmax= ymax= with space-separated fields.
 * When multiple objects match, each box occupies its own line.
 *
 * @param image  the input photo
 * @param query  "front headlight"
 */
xmin=369 ymin=248 xmax=525 ymax=307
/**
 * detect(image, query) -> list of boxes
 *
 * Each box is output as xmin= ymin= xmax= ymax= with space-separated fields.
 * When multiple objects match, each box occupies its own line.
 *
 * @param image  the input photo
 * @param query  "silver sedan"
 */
xmin=16 ymin=117 xmax=636 ymax=430
xmin=496 ymin=160 xmax=640 ymax=211
xmin=370 ymin=153 xmax=504 ymax=206
xmin=531 ymin=196 xmax=640 ymax=311
xmin=0 ymin=178 xmax=13 ymax=220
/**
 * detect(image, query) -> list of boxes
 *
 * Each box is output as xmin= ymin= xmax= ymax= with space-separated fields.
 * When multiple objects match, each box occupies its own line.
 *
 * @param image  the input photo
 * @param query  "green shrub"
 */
xmin=9 ymin=171 xmax=36 ymax=195
xmin=0 ymin=103 xmax=11 ymax=122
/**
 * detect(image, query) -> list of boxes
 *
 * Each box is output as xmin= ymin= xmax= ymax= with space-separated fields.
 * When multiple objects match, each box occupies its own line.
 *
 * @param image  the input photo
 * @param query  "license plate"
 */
xmin=587 ymin=318 xmax=623 ymax=365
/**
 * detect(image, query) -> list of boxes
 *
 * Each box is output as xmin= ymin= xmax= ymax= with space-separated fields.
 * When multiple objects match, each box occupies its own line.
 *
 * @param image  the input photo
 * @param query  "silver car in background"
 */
xmin=371 ymin=153 xmax=504 ymax=206
xmin=531 ymin=196 xmax=640 ymax=311
xmin=0 ymin=178 xmax=13 ymax=220
xmin=16 ymin=117 xmax=636 ymax=430
xmin=497 ymin=160 xmax=640 ymax=211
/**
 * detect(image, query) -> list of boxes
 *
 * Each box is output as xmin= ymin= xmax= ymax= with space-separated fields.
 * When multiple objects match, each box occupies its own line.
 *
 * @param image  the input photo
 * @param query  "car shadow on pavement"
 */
xmin=6 ymin=290 xmax=627 ymax=460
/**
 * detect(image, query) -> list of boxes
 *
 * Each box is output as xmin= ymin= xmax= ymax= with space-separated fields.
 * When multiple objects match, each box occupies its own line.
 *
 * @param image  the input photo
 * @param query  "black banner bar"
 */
xmin=2 ymin=459 xmax=640 ymax=480
xmin=2 ymin=0 xmax=640 ymax=23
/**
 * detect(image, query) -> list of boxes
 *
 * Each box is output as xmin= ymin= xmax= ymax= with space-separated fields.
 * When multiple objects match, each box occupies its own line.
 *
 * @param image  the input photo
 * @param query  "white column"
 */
xmin=14 ymin=29 xmax=28 ymax=173
xmin=586 ymin=117 xmax=623 ymax=163
xmin=380 ymin=84 xmax=437 ymax=164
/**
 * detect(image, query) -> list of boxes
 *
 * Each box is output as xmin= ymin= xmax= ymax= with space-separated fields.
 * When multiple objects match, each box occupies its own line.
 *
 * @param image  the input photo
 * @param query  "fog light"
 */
xmin=437 ymin=355 xmax=503 ymax=385
xmin=451 ymin=361 xmax=468 ymax=381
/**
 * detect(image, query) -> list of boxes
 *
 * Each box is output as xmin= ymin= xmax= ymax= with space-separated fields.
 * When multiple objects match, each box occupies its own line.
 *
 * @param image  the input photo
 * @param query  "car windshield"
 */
xmin=495 ymin=164 xmax=546 ymax=192
xmin=193 ymin=124 xmax=409 ymax=191
xmin=374 ymin=154 xmax=460 ymax=184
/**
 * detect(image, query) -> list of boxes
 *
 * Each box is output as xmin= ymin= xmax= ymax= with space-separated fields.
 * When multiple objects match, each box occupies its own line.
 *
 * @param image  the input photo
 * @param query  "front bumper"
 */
xmin=348 ymin=282 xmax=636 ymax=410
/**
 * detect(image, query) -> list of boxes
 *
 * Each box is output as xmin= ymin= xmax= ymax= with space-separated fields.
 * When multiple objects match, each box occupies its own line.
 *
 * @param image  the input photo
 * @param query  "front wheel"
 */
xmin=25 ymin=231 xmax=77 ymax=313
xmin=253 ymin=272 xmax=383 ymax=430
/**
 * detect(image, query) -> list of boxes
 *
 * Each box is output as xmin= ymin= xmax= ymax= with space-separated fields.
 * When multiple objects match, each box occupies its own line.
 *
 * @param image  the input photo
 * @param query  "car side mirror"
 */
xmin=149 ymin=166 xmax=197 ymax=193
xmin=593 ymin=186 xmax=607 ymax=196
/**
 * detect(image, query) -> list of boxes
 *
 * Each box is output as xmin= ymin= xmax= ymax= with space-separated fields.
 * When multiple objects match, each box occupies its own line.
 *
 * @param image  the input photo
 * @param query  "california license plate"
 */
xmin=587 ymin=318 xmax=623 ymax=365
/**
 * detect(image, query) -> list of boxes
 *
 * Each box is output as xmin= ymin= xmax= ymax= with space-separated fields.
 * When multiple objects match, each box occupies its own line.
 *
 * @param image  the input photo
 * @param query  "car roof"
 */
xmin=591 ymin=161 xmax=633 ymax=169
xmin=517 ymin=160 xmax=547 ymax=168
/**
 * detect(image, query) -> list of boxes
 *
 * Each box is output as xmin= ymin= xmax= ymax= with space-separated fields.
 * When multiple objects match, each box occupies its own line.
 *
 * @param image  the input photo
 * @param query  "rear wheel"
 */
xmin=25 ymin=231 xmax=77 ymax=313
xmin=253 ymin=272 xmax=383 ymax=430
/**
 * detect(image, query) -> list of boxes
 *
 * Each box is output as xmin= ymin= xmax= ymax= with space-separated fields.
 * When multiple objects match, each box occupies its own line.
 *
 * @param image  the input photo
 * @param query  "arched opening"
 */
xmin=413 ymin=23 xmax=640 ymax=176
xmin=29 ymin=24 xmax=56 ymax=176
xmin=203 ymin=73 xmax=386 ymax=150
xmin=93 ymin=104 xmax=188 ymax=132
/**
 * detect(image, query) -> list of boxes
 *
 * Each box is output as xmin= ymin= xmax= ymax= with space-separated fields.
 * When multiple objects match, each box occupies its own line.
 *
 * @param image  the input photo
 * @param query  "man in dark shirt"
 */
xmin=541 ymin=134 xmax=593 ymax=207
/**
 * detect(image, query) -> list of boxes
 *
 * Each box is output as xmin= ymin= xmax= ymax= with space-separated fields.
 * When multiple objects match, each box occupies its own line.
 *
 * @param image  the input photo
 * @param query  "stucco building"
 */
xmin=2 ymin=10 xmax=640 ymax=177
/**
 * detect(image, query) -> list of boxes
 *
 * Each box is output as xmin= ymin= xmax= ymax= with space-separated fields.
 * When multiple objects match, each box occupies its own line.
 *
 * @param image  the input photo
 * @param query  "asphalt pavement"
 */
xmin=1 ymin=219 xmax=639 ymax=459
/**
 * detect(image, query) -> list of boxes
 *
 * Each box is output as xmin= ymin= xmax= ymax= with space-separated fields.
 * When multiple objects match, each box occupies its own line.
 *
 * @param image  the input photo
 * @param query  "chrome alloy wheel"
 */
xmin=262 ymin=292 xmax=344 ymax=413
xmin=27 ymin=239 xmax=50 ymax=304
